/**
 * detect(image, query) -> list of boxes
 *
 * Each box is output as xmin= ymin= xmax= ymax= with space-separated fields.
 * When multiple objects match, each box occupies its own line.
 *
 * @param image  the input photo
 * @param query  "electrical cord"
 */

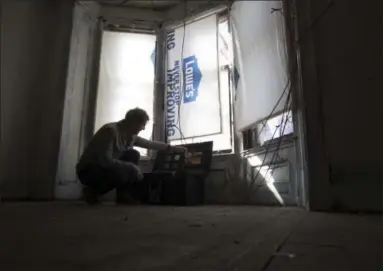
xmin=260 ymin=101 xmax=293 ymax=189
xmin=252 ymin=1 xmax=336 ymax=194
xmin=207 ymin=1 xmax=335 ymax=199
xmin=249 ymin=104 xmax=292 ymax=202
xmin=272 ymin=1 xmax=336 ymax=170
xmin=176 ymin=0 xmax=187 ymax=144
xmin=251 ymin=0 xmax=331 ymax=152
xmin=242 ymin=1 xmax=335 ymax=152
xmin=249 ymin=87 xmax=292 ymax=192
xmin=248 ymin=73 xmax=293 ymax=196
xmin=202 ymin=0 xmax=333 ymax=191
xmin=223 ymin=5 xmax=292 ymax=189
xmin=173 ymin=125 xmax=186 ymax=142
xmin=228 ymin=7 xmax=291 ymax=142
xmin=248 ymin=110 xmax=291 ymax=200
xmin=252 ymin=76 xmax=291 ymax=135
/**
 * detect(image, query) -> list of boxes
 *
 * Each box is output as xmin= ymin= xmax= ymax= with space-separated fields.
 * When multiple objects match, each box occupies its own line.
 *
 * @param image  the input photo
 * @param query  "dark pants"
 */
xmin=77 ymin=150 xmax=141 ymax=201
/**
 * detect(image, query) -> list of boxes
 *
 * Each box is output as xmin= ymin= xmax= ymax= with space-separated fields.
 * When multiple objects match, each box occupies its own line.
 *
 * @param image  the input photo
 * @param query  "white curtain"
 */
xmin=94 ymin=31 xmax=156 ymax=155
xmin=231 ymin=1 xmax=289 ymax=131
xmin=165 ymin=14 xmax=222 ymax=140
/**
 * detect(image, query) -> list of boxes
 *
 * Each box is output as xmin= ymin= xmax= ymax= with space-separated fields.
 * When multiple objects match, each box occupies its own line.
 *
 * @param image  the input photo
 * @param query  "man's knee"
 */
xmin=120 ymin=149 xmax=140 ymax=165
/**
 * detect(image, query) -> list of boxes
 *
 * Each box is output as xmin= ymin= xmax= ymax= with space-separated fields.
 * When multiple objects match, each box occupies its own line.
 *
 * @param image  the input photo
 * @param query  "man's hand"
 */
xmin=131 ymin=164 xmax=143 ymax=181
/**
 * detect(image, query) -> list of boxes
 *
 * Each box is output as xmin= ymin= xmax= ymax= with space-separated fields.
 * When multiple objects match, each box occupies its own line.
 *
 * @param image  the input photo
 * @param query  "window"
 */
xmin=165 ymin=13 xmax=233 ymax=152
xmin=94 ymin=31 xmax=156 ymax=156
xmin=242 ymin=110 xmax=294 ymax=151
xmin=257 ymin=110 xmax=294 ymax=146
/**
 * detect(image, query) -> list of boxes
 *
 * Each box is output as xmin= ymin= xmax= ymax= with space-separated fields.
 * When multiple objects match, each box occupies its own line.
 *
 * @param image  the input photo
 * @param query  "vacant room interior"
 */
xmin=0 ymin=0 xmax=381 ymax=270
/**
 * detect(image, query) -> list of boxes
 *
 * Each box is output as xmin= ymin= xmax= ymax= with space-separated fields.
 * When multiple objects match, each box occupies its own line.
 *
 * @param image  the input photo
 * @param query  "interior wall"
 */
xmin=296 ymin=0 xmax=382 ymax=211
xmin=55 ymin=2 xmax=101 ymax=200
xmin=0 ymin=1 xmax=74 ymax=200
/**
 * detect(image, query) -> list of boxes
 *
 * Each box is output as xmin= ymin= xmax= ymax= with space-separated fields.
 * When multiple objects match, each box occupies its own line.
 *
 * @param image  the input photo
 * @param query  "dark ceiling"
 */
xmin=98 ymin=0 xmax=182 ymax=11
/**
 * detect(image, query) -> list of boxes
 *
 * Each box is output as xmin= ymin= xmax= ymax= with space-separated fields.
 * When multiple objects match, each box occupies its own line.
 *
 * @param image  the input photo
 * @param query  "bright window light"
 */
xmin=247 ymin=155 xmax=284 ymax=205
xmin=169 ymin=19 xmax=233 ymax=152
xmin=94 ymin=31 xmax=156 ymax=156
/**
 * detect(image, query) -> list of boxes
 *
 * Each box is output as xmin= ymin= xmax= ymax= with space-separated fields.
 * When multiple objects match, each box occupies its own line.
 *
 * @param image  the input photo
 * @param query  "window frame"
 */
xmin=162 ymin=9 xmax=234 ymax=154
xmin=241 ymin=109 xmax=296 ymax=155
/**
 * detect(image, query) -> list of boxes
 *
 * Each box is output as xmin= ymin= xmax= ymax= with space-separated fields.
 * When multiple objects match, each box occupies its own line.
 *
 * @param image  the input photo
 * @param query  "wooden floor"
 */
xmin=0 ymin=202 xmax=381 ymax=271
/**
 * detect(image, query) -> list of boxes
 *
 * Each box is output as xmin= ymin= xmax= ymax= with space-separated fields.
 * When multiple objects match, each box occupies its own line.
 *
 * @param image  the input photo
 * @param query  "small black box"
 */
xmin=141 ymin=141 xmax=213 ymax=206
xmin=142 ymin=171 xmax=204 ymax=205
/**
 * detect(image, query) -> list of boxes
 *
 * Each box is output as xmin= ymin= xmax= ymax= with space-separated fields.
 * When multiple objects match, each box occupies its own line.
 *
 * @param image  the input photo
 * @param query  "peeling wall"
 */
xmin=0 ymin=1 xmax=74 ymax=200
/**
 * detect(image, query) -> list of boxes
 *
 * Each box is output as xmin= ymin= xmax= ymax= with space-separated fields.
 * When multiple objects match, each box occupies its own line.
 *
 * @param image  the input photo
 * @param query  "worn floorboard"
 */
xmin=0 ymin=203 xmax=381 ymax=271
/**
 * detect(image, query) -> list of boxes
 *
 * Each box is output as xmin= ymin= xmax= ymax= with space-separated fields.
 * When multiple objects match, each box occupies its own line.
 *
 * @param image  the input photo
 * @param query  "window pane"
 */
xmin=165 ymin=14 xmax=222 ymax=140
xmin=169 ymin=18 xmax=233 ymax=152
xmin=257 ymin=110 xmax=294 ymax=145
xmin=94 ymin=31 xmax=156 ymax=156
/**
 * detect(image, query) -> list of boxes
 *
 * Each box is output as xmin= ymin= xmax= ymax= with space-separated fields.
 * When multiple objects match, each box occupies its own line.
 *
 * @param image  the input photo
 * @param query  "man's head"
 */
xmin=122 ymin=107 xmax=149 ymax=134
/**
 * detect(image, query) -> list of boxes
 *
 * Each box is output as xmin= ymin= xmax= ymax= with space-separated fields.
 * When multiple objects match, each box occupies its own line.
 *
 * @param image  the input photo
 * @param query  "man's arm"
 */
xmin=134 ymin=136 xmax=187 ymax=153
xmin=134 ymin=136 xmax=169 ymax=151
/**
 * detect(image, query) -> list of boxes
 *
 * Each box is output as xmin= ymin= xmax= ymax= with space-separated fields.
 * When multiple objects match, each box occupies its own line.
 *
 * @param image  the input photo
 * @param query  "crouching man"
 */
xmin=76 ymin=107 xmax=186 ymax=205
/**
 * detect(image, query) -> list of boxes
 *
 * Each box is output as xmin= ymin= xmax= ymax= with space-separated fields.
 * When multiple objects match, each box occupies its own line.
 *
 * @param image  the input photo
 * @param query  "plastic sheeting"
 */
xmin=231 ymin=1 xmax=289 ymax=132
xmin=165 ymin=14 xmax=222 ymax=141
xmin=94 ymin=31 xmax=156 ymax=156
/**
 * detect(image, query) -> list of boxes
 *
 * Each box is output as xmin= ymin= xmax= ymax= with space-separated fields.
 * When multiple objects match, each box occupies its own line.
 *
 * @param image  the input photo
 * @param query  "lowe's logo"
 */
xmin=183 ymin=55 xmax=202 ymax=103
